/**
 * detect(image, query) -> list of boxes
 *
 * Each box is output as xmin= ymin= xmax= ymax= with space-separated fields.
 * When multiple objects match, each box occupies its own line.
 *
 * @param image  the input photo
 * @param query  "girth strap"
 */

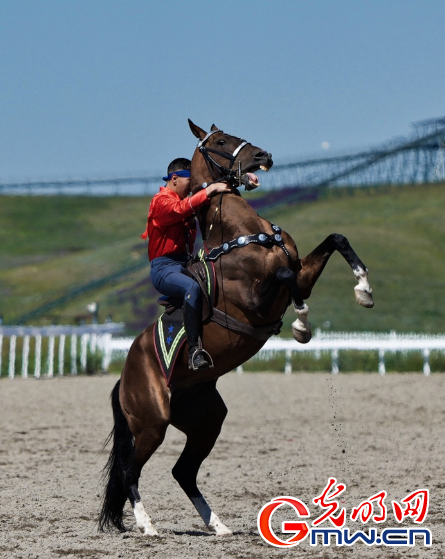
xmin=211 ymin=308 xmax=282 ymax=340
xmin=204 ymin=223 xmax=290 ymax=262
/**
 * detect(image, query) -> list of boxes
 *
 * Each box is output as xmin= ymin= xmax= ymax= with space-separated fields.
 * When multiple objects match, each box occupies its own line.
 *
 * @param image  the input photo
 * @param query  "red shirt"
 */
xmin=141 ymin=186 xmax=210 ymax=261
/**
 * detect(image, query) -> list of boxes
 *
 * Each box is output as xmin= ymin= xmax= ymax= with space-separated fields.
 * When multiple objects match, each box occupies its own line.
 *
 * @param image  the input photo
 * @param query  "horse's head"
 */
xmin=188 ymin=120 xmax=273 ymax=193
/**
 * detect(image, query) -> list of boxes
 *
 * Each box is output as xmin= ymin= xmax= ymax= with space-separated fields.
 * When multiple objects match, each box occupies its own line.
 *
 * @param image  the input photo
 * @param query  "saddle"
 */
xmin=153 ymin=259 xmax=216 ymax=385
xmin=153 ymin=251 xmax=283 ymax=384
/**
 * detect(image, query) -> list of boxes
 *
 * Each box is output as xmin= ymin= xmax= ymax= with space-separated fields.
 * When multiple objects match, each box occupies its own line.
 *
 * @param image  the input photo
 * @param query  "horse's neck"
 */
xmin=204 ymin=194 xmax=262 ymax=242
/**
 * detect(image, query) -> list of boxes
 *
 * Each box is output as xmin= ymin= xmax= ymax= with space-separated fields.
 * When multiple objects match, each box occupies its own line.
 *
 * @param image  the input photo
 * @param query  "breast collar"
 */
xmin=203 ymin=223 xmax=290 ymax=262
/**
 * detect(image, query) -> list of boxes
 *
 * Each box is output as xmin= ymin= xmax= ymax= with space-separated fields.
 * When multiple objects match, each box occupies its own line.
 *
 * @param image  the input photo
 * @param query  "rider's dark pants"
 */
xmin=150 ymin=254 xmax=201 ymax=310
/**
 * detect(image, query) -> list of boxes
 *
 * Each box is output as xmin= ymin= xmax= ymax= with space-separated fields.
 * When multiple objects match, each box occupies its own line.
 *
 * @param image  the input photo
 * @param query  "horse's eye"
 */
xmin=217 ymin=139 xmax=226 ymax=146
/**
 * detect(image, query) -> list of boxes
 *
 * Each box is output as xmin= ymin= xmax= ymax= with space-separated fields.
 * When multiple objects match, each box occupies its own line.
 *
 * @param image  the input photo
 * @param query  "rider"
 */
xmin=141 ymin=157 xmax=230 ymax=370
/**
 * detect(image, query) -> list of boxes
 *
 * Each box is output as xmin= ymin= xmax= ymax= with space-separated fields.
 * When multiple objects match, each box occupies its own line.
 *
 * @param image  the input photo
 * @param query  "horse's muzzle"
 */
xmin=254 ymin=151 xmax=273 ymax=170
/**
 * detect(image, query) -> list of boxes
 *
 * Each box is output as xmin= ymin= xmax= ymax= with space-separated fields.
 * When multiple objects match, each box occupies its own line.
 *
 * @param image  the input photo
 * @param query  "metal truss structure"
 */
xmin=1 ymin=117 xmax=444 ymax=196
xmin=260 ymin=116 xmax=445 ymax=190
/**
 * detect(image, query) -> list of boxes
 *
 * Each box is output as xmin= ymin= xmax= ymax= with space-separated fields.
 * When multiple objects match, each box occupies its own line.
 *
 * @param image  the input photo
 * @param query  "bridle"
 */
xmin=196 ymin=129 xmax=290 ymax=261
xmin=195 ymin=133 xmax=291 ymax=262
xmin=197 ymin=129 xmax=250 ymax=187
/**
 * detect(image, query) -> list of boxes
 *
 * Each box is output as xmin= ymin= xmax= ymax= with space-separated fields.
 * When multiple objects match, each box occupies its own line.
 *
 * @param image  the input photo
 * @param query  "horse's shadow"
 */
xmin=172 ymin=529 xmax=243 ymax=537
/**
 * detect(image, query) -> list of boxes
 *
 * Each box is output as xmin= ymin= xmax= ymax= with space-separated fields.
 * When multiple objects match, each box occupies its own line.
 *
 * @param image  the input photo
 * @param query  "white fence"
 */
xmin=2 ymin=327 xmax=445 ymax=378
xmin=109 ymin=330 xmax=445 ymax=375
xmin=252 ymin=330 xmax=445 ymax=375
xmin=0 ymin=323 xmax=124 ymax=378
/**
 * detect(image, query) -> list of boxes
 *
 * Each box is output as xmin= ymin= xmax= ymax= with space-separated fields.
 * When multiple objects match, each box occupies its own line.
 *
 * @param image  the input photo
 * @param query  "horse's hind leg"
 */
xmin=170 ymin=381 xmax=232 ymax=536
xmin=100 ymin=331 xmax=170 ymax=536
xmin=100 ymin=379 xmax=168 ymax=536
xmin=125 ymin=418 xmax=169 ymax=536
xmin=128 ymin=427 xmax=169 ymax=536
xmin=298 ymin=233 xmax=374 ymax=307
xmin=121 ymin=342 xmax=171 ymax=536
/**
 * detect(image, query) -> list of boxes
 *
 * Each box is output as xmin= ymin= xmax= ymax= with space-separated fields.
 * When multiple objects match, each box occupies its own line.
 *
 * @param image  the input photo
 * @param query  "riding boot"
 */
xmin=184 ymin=302 xmax=211 ymax=370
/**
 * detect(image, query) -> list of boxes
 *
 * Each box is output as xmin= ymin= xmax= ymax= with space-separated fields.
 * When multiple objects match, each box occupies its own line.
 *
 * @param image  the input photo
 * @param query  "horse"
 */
xmin=99 ymin=120 xmax=374 ymax=537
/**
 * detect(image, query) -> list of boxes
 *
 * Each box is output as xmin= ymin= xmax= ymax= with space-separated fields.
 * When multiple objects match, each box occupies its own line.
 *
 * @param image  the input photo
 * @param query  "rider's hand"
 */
xmin=205 ymin=182 xmax=232 ymax=197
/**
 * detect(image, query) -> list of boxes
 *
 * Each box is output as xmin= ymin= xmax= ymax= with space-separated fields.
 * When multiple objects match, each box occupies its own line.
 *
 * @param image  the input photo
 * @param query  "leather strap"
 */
xmin=204 ymin=223 xmax=290 ymax=262
xmin=211 ymin=308 xmax=282 ymax=340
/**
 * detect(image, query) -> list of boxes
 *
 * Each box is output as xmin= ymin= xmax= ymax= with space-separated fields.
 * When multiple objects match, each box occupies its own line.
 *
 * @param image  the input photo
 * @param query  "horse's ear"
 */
xmin=211 ymin=124 xmax=219 ymax=131
xmin=188 ymin=119 xmax=207 ymax=140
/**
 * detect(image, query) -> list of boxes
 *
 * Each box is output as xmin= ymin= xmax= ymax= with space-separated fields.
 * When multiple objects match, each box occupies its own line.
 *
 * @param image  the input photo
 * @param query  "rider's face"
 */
xmin=171 ymin=174 xmax=191 ymax=199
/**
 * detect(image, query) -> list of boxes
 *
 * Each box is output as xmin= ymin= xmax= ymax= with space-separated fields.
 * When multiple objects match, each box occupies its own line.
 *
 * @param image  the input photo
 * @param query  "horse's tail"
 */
xmin=98 ymin=379 xmax=133 ymax=532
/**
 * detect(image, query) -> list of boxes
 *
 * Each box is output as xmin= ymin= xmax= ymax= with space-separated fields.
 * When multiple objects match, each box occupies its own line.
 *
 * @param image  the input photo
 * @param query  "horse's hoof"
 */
xmin=134 ymin=501 xmax=159 ymax=536
xmin=354 ymin=286 xmax=374 ymax=308
xmin=141 ymin=525 xmax=159 ymax=536
xmin=292 ymin=319 xmax=312 ymax=344
xmin=216 ymin=526 xmax=233 ymax=536
xmin=209 ymin=523 xmax=233 ymax=536
xmin=208 ymin=513 xmax=233 ymax=536
xmin=292 ymin=325 xmax=312 ymax=344
xmin=292 ymin=304 xmax=312 ymax=344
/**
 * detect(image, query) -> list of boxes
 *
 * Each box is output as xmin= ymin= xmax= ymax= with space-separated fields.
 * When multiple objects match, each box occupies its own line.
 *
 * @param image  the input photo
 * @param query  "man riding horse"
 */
xmin=100 ymin=121 xmax=373 ymax=537
xmin=140 ymin=158 xmax=230 ymax=370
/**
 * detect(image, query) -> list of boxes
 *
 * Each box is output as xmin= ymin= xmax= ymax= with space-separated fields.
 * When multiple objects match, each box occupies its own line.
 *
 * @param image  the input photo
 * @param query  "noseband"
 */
xmin=197 ymin=129 xmax=250 ymax=186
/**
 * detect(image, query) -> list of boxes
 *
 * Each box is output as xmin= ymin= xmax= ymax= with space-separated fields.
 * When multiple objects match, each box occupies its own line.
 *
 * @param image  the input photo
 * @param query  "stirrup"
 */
xmin=188 ymin=348 xmax=214 ymax=371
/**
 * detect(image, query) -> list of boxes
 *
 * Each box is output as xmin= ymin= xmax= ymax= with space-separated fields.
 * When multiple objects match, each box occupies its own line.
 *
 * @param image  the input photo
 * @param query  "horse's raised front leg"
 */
xmin=274 ymin=267 xmax=312 ymax=344
xmin=170 ymin=381 xmax=232 ymax=536
xmin=298 ymin=233 xmax=374 ymax=307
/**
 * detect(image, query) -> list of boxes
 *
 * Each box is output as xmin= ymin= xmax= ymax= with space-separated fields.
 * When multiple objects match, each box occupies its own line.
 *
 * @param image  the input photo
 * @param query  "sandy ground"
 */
xmin=0 ymin=372 xmax=444 ymax=559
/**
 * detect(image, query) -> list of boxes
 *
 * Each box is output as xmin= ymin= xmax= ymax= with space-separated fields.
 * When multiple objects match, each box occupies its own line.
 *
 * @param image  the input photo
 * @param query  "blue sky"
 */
xmin=1 ymin=0 xmax=444 ymax=181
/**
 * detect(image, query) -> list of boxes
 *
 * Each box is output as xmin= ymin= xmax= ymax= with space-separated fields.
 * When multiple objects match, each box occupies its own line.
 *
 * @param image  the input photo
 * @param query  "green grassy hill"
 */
xmin=1 ymin=183 xmax=444 ymax=335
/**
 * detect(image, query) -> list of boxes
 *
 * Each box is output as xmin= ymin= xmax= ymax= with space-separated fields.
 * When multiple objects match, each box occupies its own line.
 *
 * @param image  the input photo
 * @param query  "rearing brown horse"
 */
xmin=99 ymin=120 xmax=373 ymax=536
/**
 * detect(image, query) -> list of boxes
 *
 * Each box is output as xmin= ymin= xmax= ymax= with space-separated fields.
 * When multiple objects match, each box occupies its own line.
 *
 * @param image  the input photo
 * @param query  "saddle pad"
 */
xmin=153 ymin=308 xmax=186 ymax=385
